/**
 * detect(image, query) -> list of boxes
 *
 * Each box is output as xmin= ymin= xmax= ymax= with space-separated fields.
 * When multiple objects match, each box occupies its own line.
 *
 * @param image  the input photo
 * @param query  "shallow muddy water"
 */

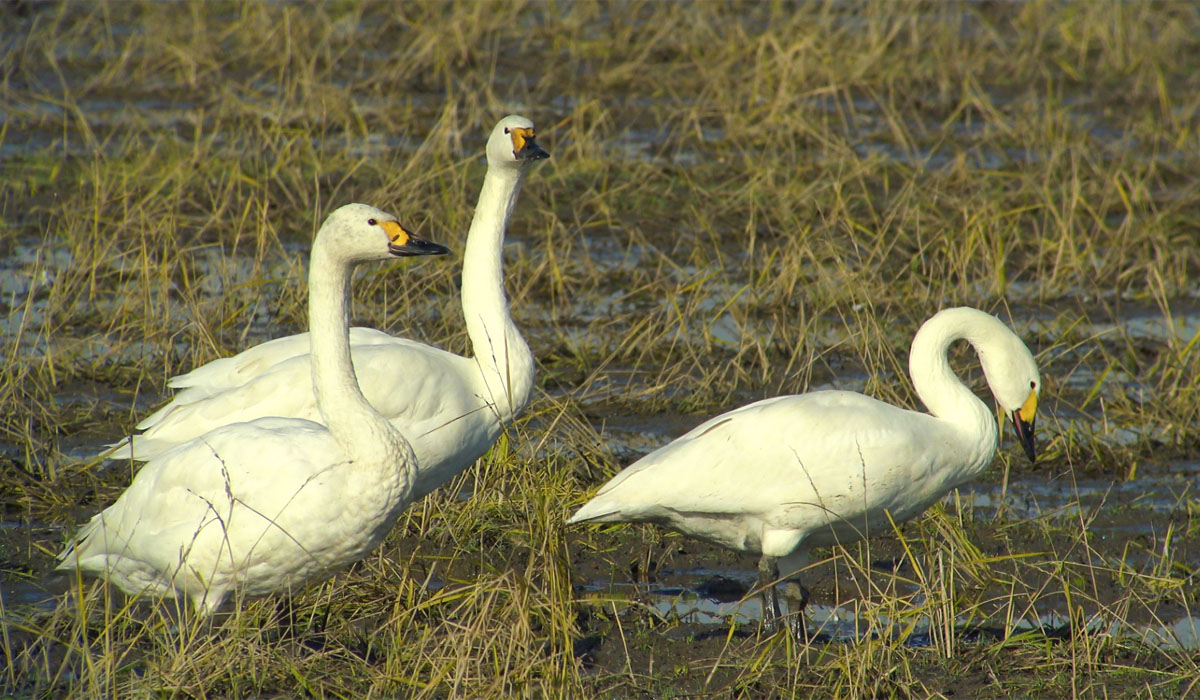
xmin=568 ymin=463 xmax=1200 ymax=652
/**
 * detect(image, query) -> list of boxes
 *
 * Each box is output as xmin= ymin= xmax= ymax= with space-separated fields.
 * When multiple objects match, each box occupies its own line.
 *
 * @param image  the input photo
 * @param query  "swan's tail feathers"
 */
xmin=565 ymin=503 xmax=624 ymax=525
xmin=55 ymin=515 xmax=103 ymax=570
xmin=105 ymin=433 xmax=179 ymax=462
xmin=104 ymin=435 xmax=152 ymax=462
xmin=101 ymin=437 xmax=132 ymax=461
xmin=166 ymin=355 xmax=244 ymax=390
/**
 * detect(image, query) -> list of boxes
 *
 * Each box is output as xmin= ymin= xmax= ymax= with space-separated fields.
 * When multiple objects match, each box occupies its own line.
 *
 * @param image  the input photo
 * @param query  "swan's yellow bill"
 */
xmin=1018 ymin=388 xmax=1038 ymax=424
xmin=380 ymin=220 xmax=451 ymax=257
xmin=1010 ymin=387 xmax=1038 ymax=464
xmin=380 ymin=220 xmax=411 ymax=246
xmin=506 ymin=127 xmax=549 ymax=160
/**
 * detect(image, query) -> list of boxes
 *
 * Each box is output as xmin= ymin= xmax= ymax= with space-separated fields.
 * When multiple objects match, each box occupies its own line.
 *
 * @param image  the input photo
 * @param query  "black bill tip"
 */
xmin=389 ymin=236 xmax=451 ymax=257
xmin=1011 ymin=411 xmax=1037 ymax=465
xmin=517 ymin=139 xmax=550 ymax=161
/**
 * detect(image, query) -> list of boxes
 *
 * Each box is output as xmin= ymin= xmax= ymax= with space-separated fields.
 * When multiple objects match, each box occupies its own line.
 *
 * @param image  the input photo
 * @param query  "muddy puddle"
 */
xmin=571 ymin=543 xmax=1200 ymax=652
xmin=578 ymin=575 xmax=1200 ymax=652
xmin=565 ymin=431 xmax=1200 ymax=653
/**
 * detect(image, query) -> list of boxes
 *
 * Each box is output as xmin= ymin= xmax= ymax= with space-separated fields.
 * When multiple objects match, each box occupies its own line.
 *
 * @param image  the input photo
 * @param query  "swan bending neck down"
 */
xmin=57 ymin=204 xmax=449 ymax=615
xmin=567 ymin=307 xmax=1040 ymax=638
xmin=105 ymin=116 xmax=549 ymax=503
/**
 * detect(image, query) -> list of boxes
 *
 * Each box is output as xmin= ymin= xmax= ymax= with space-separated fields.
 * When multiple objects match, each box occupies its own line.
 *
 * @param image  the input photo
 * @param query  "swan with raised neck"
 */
xmin=57 ymin=204 xmax=450 ymax=614
xmin=102 ymin=117 xmax=549 ymax=503
xmin=460 ymin=114 xmax=548 ymax=425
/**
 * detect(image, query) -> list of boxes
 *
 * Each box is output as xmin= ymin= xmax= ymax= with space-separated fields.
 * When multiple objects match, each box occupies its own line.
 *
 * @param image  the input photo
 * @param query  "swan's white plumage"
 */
xmin=571 ymin=392 xmax=986 ymax=554
xmin=567 ymin=307 xmax=1041 ymax=631
xmin=107 ymin=116 xmax=548 ymax=501
xmin=152 ymin=327 xmax=400 ymax=401
xmin=62 ymin=420 xmax=392 ymax=613
xmin=57 ymin=203 xmax=449 ymax=614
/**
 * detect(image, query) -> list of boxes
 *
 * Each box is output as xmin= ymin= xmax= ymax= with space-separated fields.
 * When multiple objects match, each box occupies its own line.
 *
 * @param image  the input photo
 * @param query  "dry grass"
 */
xmin=2 ymin=1 xmax=1199 ymax=698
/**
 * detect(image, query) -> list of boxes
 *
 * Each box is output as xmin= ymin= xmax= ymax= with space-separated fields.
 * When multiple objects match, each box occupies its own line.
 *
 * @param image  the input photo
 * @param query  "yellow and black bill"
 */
xmin=1010 ymin=389 xmax=1038 ymax=464
xmin=380 ymin=221 xmax=451 ymax=257
xmin=508 ymin=126 xmax=550 ymax=161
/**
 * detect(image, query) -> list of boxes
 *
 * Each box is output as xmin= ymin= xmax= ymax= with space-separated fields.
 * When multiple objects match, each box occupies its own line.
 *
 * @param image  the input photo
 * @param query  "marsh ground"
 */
xmin=2 ymin=2 xmax=1199 ymax=698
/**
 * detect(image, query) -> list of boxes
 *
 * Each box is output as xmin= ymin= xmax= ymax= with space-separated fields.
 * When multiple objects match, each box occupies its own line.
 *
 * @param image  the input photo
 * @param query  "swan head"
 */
xmin=488 ymin=115 xmax=550 ymax=167
xmin=977 ymin=318 xmax=1040 ymax=465
xmin=320 ymin=203 xmax=451 ymax=263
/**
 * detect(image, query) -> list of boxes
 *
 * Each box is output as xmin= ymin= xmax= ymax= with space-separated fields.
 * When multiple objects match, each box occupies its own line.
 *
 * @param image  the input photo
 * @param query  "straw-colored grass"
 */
xmin=2 ymin=1 xmax=1199 ymax=697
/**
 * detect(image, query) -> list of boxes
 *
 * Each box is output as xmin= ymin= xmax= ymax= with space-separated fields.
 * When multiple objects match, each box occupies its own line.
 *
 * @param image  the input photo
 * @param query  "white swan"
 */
xmin=566 ymin=307 xmax=1040 ymax=636
xmin=57 ymin=204 xmax=450 ymax=615
xmin=107 ymin=116 xmax=548 ymax=501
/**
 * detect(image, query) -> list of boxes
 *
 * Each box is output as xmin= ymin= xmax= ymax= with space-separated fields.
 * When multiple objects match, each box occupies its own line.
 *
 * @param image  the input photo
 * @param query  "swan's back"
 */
xmin=570 ymin=391 xmax=990 ymax=553
xmin=165 ymin=327 xmax=398 ymax=395
xmin=112 ymin=339 xmax=495 ymax=497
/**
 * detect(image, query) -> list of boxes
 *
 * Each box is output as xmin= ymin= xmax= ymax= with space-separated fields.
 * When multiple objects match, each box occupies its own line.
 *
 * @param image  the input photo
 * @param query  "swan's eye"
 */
xmin=504 ymin=127 xmax=510 ymax=134
xmin=367 ymin=218 xmax=378 ymax=226
xmin=1031 ymin=381 xmax=1037 ymax=389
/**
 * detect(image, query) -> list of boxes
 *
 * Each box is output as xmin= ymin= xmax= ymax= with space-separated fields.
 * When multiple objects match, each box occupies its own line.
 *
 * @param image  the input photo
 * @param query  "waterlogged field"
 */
xmin=2 ymin=2 xmax=1200 ymax=698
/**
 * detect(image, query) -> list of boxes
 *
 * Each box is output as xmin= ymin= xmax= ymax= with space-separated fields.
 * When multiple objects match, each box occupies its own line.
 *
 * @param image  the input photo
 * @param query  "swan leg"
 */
xmin=759 ymin=554 xmax=810 ymax=639
xmin=757 ymin=555 xmax=783 ymax=632
xmin=783 ymin=578 xmax=810 ymax=640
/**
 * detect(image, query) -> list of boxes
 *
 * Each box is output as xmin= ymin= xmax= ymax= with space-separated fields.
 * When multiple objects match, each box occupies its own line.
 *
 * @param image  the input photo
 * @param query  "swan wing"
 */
xmin=569 ymin=391 xmax=967 ymax=528
xmin=161 ymin=327 xmax=398 ymax=396
xmin=111 ymin=341 xmax=490 ymax=480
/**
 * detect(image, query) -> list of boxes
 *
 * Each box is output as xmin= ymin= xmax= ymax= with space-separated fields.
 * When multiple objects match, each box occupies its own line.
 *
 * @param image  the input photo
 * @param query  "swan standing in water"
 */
xmin=58 ymin=204 xmax=450 ymax=615
xmin=567 ymin=307 xmax=1040 ymax=636
xmin=108 ymin=116 xmax=548 ymax=501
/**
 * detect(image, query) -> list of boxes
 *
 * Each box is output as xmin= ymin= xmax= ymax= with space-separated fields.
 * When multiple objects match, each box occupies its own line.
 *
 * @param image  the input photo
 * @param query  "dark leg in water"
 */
xmin=757 ymin=554 xmax=810 ymax=640
xmin=783 ymin=578 xmax=810 ymax=640
xmin=757 ymin=555 xmax=784 ymax=631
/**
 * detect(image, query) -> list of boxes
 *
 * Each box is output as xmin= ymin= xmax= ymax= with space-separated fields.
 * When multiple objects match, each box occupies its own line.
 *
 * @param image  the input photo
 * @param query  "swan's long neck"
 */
xmin=461 ymin=164 xmax=535 ymax=423
xmin=908 ymin=309 xmax=1000 ymax=474
xmin=308 ymin=244 xmax=410 ymax=467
